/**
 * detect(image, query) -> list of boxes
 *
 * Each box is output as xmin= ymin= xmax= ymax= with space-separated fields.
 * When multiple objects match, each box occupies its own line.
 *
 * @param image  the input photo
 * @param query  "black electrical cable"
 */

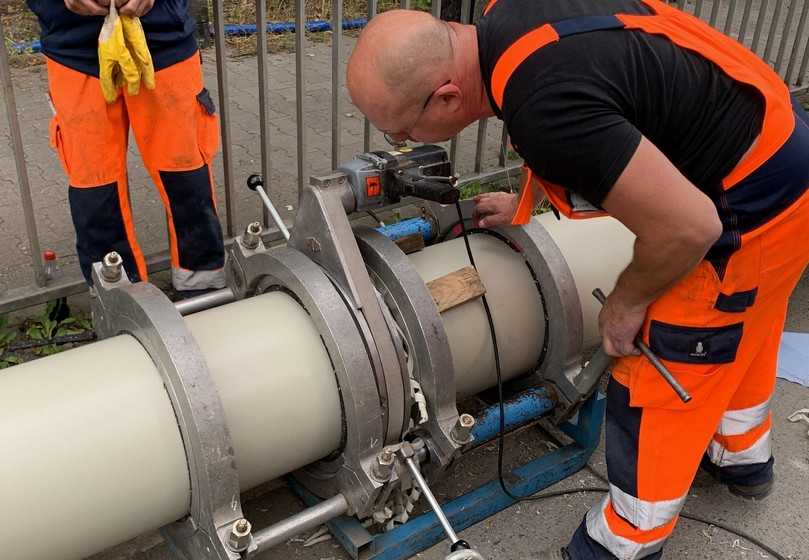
xmin=451 ymin=201 xmax=788 ymax=560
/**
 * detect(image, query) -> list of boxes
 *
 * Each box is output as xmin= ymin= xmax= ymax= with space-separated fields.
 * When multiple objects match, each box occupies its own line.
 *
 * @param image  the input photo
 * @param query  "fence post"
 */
xmin=0 ymin=17 xmax=46 ymax=287
xmin=257 ymin=0 xmax=273 ymax=227
xmin=212 ymin=0 xmax=237 ymax=237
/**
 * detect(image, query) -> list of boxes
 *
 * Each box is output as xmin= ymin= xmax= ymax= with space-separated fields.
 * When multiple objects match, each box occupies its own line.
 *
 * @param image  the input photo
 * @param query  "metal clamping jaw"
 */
xmin=90 ymin=256 xmax=255 ymax=560
xmin=419 ymin=200 xmax=593 ymax=421
xmin=226 ymin=234 xmax=393 ymax=519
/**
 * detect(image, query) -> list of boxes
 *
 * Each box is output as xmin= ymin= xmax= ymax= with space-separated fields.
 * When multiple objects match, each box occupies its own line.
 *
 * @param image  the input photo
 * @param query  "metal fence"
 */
xmin=1 ymin=0 xmax=808 ymax=313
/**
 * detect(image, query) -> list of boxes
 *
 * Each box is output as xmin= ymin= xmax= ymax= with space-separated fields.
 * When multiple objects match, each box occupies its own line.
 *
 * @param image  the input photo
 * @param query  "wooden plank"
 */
xmin=426 ymin=266 xmax=487 ymax=313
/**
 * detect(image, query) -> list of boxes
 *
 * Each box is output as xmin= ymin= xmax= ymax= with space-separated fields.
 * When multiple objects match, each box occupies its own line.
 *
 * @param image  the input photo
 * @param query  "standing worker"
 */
xmin=27 ymin=0 xmax=226 ymax=294
xmin=346 ymin=1 xmax=809 ymax=558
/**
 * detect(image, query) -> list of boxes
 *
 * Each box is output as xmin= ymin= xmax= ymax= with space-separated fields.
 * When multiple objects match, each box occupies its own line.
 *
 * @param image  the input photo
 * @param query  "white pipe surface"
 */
xmin=0 ymin=216 xmax=633 ymax=560
xmin=536 ymin=214 xmax=635 ymax=347
xmin=409 ymin=234 xmax=546 ymax=397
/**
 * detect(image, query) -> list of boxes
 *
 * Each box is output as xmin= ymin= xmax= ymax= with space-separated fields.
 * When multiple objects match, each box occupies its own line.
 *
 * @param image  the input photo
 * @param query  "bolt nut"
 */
xmin=228 ymin=518 xmax=252 ymax=552
xmin=242 ymin=221 xmax=262 ymax=250
xmin=451 ymin=413 xmax=476 ymax=444
xmin=101 ymin=251 xmax=123 ymax=282
xmin=373 ymin=448 xmax=396 ymax=481
xmin=305 ymin=237 xmax=322 ymax=253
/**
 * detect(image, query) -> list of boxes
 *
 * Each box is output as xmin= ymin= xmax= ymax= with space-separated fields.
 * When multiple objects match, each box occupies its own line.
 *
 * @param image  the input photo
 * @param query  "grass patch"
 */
xmin=0 ymin=300 xmax=95 ymax=369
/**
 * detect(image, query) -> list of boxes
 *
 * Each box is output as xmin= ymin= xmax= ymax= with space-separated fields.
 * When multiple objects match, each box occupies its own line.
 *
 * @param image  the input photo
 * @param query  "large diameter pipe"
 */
xmin=0 ymin=216 xmax=632 ymax=560
xmin=409 ymin=233 xmax=547 ymax=397
xmin=536 ymin=214 xmax=635 ymax=347
xmin=0 ymin=293 xmax=341 ymax=560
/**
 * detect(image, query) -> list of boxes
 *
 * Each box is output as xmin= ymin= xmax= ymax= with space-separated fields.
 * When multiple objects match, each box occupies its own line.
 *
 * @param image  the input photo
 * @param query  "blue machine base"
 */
xmin=290 ymin=392 xmax=606 ymax=560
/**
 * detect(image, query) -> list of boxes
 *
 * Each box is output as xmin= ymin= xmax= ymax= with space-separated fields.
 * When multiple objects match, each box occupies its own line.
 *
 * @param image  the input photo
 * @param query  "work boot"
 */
xmin=699 ymin=456 xmax=774 ymax=500
xmin=533 ymin=548 xmax=571 ymax=559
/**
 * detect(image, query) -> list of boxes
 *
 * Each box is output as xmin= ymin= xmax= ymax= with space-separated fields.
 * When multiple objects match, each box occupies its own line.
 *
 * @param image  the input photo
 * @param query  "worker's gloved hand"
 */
xmin=98 ymin=2 xmax=155 ymax=103
xmin=473 ymin=191 xmax=519 ymax=228
xmin=120 ymin=15 xmax=155 ymax=90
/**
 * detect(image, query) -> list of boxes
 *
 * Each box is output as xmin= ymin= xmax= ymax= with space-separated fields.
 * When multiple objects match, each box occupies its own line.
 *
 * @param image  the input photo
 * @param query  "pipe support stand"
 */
xmin=90 ymin=264 xmax=252 ymax=560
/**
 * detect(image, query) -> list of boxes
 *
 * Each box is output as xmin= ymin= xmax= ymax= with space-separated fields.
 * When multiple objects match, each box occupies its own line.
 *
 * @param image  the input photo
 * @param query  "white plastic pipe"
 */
xmin=0 ymin=216 xmax=633 ymax=560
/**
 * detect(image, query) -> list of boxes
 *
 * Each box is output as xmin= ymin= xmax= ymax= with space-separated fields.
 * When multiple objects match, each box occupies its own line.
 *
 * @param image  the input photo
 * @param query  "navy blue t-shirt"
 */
xmin=27 ymin=0 xmax=198 ymax=77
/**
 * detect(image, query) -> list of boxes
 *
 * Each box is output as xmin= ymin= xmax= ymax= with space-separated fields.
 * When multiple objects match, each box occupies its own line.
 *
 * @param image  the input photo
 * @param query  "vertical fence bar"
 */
xmin=0 ymin=18 xmax=45 ymax=286
xmin=763 ymin=0 xmax=785 ymax=62
xmin=751 ymin=0 xmax=770 ymax=53
xmin=432 ymin=0 xmax=442 ymax=18
xmin=723 ymin=0 xmax=738 ymax=35
xmin=695 ymin=0 xmax=706 ymax=19
xmin=257 ymin=0 xmax=272 ymax=226
xmin=737 ymin=0 xmax=755 ymax=43
xmin=786 ymin=0 xmax=809 ymax=84
xmin=296 ymin=0 xmax=307 ymax=195
xmin=798 ymin=9 xmax=809 ymax=85
xmin=677 ymin=0 xmax=687 ymax=12
xmin=363 ymin=0 xmax=379 ymax=152
xmin=775 ymin=0 xmax=800 ymax=74
xmin=498 ymin=125 xmax=509 ymax=168
xmin=403 ymin=0 xmax=412 ymax=8
xmin=193 ymin=0 xmax=212 ymax=48
xmin=448 ymin=0 xmax=469 ymax=171
xmin=213 ymin=0 xmax=237 ymax=237
xmin=474 ymin=119 xmax=488 ymax=173
xmin=331 ymin=0 xmax=343 ymax=168
xmin=709 ymin=0 xmax=722 ymax=28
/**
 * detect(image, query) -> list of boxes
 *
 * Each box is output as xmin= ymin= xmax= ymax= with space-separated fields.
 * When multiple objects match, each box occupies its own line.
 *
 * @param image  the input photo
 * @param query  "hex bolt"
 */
xmin=305 ymin=237 xmax=322 ymax=253
xmin=228 ymin=518 xmax=252 ymax=552
xmin=373 ymin=448 xmax=396 ymax=481
xmin=242 ymin=221 xmax=262 ymax=250
xmin=101 ymin=251 xmax=123 ymax=282
xmin=451 ymin=414 xmax=476 ymax=444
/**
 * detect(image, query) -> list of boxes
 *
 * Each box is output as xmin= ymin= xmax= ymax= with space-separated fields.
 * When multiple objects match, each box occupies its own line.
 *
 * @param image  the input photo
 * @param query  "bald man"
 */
xmin=348 ymin=1 xmax=809 ymax=559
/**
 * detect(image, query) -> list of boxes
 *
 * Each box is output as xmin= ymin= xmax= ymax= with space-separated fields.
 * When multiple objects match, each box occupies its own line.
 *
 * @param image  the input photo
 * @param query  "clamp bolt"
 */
xmin=228 ymin=518 xmax=252 ymax=552
xmin=101 ymin=251 xmax=123 ymax=282
xmin=373 ymin=448 xmax=396 ymax=481
xmin=451 ymin=414 xmax=476 ymax=444
xmin=242 ymin=221 xmax=262 ymax=250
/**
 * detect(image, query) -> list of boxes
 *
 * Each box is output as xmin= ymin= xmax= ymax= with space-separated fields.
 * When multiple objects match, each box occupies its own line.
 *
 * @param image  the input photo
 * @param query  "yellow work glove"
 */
xmin=98 ymin=3 xmax=155 ymax=103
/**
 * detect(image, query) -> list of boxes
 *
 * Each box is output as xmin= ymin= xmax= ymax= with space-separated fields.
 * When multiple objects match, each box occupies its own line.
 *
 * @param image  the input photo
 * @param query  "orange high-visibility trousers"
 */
xmin=570 ymin=150 xmax=809 ymax=560
xmin=46 ymin=52 xmax=225 ymax=290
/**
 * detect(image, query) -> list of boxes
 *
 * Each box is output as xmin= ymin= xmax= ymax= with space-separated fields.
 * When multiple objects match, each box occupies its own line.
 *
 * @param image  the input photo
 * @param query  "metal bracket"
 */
xmin=418 ymin=200 xmax=589 ymax=417
xmin=90 ymin=264 xmax=252 ymax=560
xmin=226 ymin=239 xmax=390 ymax=517
xmin=291 ymin=178 xmax=409 ymax=445
xmin=354 ymin=227 xmax=462 ymax=468
xmin=490 ymin=220 xmax=586 ymax=415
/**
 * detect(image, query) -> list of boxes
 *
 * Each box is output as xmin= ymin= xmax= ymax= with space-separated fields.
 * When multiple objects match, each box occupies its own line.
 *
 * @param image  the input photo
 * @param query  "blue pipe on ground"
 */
xmin=470 ymin=387 xmax=556 ymax=446
xmin=9 ymin=18 xmax=369 ymax=54
xmin=375 ymin=217 xmax=436 ymax=243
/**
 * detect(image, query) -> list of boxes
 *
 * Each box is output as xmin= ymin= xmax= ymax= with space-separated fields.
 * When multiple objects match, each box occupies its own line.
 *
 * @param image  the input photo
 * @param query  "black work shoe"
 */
xmin=726 ymin=477 xmax=775 ymax=500
xmin=533 ymin=548 xmax=571 ymax=560
xmin=699 ymin=456 xmax=774 ymax=500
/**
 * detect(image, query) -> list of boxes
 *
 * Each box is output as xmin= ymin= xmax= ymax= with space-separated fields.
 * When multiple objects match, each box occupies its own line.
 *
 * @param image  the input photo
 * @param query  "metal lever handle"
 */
xmin=400 ymin=450 xmax=478 ymax=555
xmin=247 ymin=174 xmax=291 ymax=241
xmin=592 ymin=289 xmax=692 ymax=403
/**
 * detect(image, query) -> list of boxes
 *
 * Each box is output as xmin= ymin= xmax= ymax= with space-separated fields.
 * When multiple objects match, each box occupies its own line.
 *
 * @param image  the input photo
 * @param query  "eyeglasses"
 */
xmin=383 ymin=79 xmax=451 ymax=147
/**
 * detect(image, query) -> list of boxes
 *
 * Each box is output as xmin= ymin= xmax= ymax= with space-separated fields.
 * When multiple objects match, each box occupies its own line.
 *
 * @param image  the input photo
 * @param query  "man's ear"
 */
xmin=435 ymin=83 xmax=463 ymax=113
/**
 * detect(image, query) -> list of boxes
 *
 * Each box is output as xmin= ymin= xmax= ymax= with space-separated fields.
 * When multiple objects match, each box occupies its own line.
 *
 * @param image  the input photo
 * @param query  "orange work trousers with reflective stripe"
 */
xmin=570 ymin=189 xmax=809 ymax=559
xmin=46 ymin=52 xmax=225 ymax=290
